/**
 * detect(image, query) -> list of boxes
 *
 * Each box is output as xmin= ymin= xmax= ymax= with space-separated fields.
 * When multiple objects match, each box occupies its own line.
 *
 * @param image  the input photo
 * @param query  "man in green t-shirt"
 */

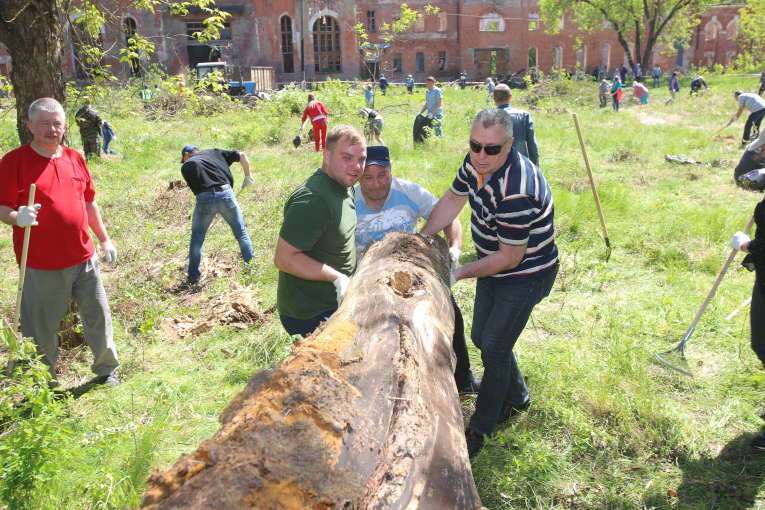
xmin=274 ymin=124 xmax=367 ymax=337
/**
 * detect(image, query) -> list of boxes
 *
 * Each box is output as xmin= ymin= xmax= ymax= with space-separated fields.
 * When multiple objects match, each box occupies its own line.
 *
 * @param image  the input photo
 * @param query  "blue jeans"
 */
xmin=468 ymin=264 xmax=558 ymax=436
xmin=432 ymin=112 xmax=443 ymax=138
xmin=189 ymin=188 xmax=253 ymax=282
xmin=103 ymin=135 xmax=117 ymax=154
xmin=653 ymin=77 xmax=660 ymax=88
xmin=280 ymin=310 xmax=335 ymax=337
xmin=612 ymin=96 xmax=620 ymax=111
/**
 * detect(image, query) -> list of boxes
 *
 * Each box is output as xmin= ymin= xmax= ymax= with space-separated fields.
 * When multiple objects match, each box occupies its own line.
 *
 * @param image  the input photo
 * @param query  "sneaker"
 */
xmin=465 ymin=428 xmax=484 ymax=458
xmin=497 ymin=398 xmax=531 ymax=425
xmin=752 ymin=433 xmax=765 ymax=450
xmin=457 ymin=372 xmax=482 ymax=396
xmin=96 ymin=374 xmax=121 ymax=387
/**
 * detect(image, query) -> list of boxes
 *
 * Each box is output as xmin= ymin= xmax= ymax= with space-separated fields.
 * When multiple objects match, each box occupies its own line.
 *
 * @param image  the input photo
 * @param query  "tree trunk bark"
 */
xmin=140 ymin=232 xmax=484 ymax=510
xmin=0 ymin=0 xmax=67 ymax=145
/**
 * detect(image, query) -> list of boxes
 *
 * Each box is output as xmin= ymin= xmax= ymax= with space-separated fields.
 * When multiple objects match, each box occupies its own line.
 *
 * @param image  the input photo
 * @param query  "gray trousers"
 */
xmin=19 ymin=255 xmax=119 ymax=383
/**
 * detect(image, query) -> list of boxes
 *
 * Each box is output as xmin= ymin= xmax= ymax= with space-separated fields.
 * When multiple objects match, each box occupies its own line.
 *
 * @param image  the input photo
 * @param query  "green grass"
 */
xmin=2 ymin=74 xmax=765 ymax=508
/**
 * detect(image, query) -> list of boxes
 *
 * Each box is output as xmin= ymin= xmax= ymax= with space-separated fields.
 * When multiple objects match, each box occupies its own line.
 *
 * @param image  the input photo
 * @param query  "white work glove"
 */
xmin=16 ymin=204 xmax=41 ymax=227
xmin=449 ymin=247 xmax=461 ymax=271
xmin=298 ymin=126 xmax=303 ymax=134
xmin=242 ymin=175 xmax=255 ymax=189
xmin=101 ymin=240 xmax=118 ymax=266
xmin=449 ymin=270 xmax=457 ymax=288
xmin=731 ymin=231 xmax=752 ymax=251
xmin=427 ymin=112 xmax=434 ymax=119
xmin=333 ymin=274 xmax=350 ymax=306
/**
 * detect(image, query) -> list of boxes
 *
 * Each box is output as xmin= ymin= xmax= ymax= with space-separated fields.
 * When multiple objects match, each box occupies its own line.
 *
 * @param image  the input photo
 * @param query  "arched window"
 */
xmin=479 ymin=12 xmax=505 ymax=32
xmin=528 ymin=47 xmax=537 ymax=69
xmin=280 ymin=15 xmax=294 ymax=73
xmin=123 ymin=18 xmax=140 ymax=77
xmin=727 ymin=19 xmax=738 ymax=40
xmin=70 ymin=20 xmax=104 ymax=80
xmin=601 ymin=43 xmax=610 ymax=69
xmin=313 ymin=16 xmax=342 ymax=73
xmin=705 ymin=18 xmax=719 ymax=40
xmin=552 ymin=46 xmax=562 ymax=70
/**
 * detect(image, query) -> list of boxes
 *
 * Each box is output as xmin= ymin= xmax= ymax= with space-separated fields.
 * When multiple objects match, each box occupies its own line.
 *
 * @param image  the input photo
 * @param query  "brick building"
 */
xmin=0 ymin=1 xmax=746 ymax=85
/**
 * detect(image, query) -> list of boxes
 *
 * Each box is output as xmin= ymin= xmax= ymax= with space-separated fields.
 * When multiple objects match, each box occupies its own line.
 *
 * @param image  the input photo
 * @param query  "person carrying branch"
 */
xmin=421 ymin=109 xmax=559 ymax=457
xmin=599 ymin=79 xmax=610 ymax=108
xmin=274 ymin=125 xmax=366 ymax=337
xmin=358 ymin=107 xmax=384 ymax=146
xmin=0 ymin=97 xmax=120 ymax=388
xmin=727 ymin=91 xmax=765 ymax=146
xmin=74 ymin=96 xmax=103 ymax=160
xmin=300 ymin=93 xmax=329 ymax=152
xmin=731 ymin=199 xmax=765 ymax=449
xmin=354 ymin=145 xmax=481 ymax=395
xmin=179 ymin=144 xmax=255 ymax=285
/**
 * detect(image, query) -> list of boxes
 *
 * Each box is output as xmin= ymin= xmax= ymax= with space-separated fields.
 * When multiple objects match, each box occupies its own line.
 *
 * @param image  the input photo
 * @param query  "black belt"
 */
xmin=196 ymin=183 xmax=230 ymax=195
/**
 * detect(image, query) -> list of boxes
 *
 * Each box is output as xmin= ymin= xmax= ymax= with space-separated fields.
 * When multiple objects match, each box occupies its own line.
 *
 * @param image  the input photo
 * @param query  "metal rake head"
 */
xmin=654 ymin=327 xmax=695 ymax=377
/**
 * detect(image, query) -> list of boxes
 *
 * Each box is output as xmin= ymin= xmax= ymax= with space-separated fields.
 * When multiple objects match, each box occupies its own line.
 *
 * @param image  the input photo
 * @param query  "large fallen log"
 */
xmin=140 ymin=232 xmax=484 ymax=510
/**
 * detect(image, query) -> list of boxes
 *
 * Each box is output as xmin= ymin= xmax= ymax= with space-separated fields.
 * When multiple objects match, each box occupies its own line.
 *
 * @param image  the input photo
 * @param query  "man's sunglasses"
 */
xmin=469 ymin=138 xmax=510 ymax=156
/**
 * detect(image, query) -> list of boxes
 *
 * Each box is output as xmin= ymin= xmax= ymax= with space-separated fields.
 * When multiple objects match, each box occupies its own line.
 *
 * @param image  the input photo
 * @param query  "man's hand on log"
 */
xmin=449 ymin=247 xmax=461 ymax=271
xmin=333 ymin=274 xmax=350 ymax=306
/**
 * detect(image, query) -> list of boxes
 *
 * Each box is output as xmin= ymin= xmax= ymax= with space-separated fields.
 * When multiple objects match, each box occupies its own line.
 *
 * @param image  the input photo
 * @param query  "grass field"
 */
xmin=1 ymin=73 xmax=765 ymax=509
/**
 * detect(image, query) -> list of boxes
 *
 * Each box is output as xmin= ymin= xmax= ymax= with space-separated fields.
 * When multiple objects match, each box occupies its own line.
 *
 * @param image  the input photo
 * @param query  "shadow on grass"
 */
xmin=648 ymin=432 xmax=765 ymax=509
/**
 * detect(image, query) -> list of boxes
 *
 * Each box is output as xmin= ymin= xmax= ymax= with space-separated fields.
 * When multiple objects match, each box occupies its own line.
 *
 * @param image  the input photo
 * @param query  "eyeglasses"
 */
xmin=469 ymin=138 xmax=511 ymax=156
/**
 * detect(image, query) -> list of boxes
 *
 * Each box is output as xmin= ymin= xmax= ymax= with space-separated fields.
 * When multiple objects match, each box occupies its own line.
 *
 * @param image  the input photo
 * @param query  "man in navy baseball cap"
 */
xmin=180 ymin=144 xmax=198 ymax=163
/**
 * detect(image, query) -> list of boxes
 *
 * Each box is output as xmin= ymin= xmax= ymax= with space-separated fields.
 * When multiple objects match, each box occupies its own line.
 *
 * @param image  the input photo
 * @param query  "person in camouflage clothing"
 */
xmin=75 ymin=97 xmax=103 ymax=160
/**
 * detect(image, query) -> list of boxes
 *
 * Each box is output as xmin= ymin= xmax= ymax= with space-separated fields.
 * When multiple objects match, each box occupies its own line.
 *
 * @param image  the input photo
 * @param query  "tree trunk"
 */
xmin=0 ymin=0 xmax=67 ymax=145
xmin=140 ymin=232 xmax=484 ymax=510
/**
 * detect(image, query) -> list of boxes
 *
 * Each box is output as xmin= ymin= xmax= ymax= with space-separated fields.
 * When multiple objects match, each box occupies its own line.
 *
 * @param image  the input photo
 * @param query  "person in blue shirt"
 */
xmin=460 ymin=70 xmax=467 ymax=90
xmin=690 ymin=76 xmax=709 ymax=97
xmin=610 ymin=76 xmax=622 ymax=112
xmin=666 ymin=70 xmax=680 ymax=104
xmin=354 ymin=145 xmax=481 ymax=396
xmin=102 ymin=120 xmax=117 ymax=155
xmin=364 ymin=83 xmax=374 ymax=108
xmin=379 ymin=74 xmax=388 ymax=96
xmin=419 ymin=77 xmax=443 ymax=138
xmin=405 ymin=74 xmax=415 ymax=94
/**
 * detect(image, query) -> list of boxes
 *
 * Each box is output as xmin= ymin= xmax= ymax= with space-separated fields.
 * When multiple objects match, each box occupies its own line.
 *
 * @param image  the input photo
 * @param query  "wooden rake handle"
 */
xmin=572 ymin=113 xmax=610 ymax=249
xmin=689 ymin=215 xmax=755 ymax=330
xmin=12 ymin=184 xmax=36 ymax=341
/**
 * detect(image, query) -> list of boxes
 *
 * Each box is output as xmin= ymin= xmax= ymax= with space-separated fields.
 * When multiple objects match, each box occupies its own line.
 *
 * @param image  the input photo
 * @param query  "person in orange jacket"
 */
xmin=300 ymin=93 xmax=329 ymax=152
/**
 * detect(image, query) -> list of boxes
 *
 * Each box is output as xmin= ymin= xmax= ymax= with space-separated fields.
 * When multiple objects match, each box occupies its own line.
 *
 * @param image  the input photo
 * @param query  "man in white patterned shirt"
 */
xmin=355 ymin=145 xmax=481 ymax=395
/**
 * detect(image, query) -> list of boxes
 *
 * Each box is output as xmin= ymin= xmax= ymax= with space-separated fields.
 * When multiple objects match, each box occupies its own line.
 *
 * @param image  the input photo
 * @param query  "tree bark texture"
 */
xmin=0 ymin=0 xmax=67 ymax=145
xmin=140 ymin=232 xmax=484 ymax=510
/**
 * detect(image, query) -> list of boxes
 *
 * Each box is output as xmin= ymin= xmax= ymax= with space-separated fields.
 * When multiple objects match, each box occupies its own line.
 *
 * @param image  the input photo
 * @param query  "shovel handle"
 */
xmin=12 ymin=184 xmax=36 ymax=344
xmin=688 ymin=215 xmax=754 ymax=330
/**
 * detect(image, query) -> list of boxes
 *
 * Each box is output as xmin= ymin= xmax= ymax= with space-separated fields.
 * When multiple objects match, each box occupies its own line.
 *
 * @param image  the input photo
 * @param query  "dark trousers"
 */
xmin=280 ymin=310 xmax=335 ymax=337
xmin=751 ymin=281 xmax=765 ymax=367
xmin=451 ymin=294 xmax=472 ymax=386
xmin=744 ymin=109 xmax=765 ymax=143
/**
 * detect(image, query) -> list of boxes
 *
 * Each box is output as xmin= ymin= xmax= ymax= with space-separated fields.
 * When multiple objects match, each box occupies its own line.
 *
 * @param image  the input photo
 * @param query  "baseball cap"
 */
xmin=364 ymin=145 xmax=390 ymax=168
xmin=180 ymin=144 xmax=198 ymax=163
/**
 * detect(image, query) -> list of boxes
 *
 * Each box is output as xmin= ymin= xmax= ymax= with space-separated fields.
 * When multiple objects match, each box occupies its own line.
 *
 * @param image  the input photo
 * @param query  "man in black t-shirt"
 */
xmin=180 ymin=145 xmax=255 ymax=284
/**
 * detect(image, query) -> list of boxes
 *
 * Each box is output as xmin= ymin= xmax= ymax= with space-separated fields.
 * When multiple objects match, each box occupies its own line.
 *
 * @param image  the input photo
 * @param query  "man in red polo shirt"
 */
xmin=0 ymin=97 xmax=120 ymax=388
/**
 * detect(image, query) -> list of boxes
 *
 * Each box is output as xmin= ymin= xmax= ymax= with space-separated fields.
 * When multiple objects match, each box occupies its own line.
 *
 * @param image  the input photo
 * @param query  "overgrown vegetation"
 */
xmin=1 ymin=73 xmax=765 ymax=508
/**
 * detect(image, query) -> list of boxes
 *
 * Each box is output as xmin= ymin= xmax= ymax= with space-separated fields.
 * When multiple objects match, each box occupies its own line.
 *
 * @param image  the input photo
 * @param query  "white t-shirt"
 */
xmin=354 ymin=177 xmax=438 ymax=256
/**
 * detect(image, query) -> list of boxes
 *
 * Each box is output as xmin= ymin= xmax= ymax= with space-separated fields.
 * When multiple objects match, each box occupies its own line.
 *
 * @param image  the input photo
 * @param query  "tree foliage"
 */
xmin=0 ymin=0 xmax=228 ymax=144
xmin=738 ymin=0 xmax=765 ymax=64
xmin=538 ymin=0 xmax=711 ymax=72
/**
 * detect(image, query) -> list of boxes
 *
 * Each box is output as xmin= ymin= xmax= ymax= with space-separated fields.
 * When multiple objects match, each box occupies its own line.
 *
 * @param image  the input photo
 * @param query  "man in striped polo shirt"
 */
xmin=421 ymin=109 xmax=558 ymax=457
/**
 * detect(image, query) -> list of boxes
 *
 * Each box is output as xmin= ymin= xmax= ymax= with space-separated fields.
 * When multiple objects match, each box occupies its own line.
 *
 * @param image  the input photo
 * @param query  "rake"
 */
xmin=3 ymin=184 xmax=36 ymax=378
xmin=655 ymin=215 xmax=755 ymax=377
